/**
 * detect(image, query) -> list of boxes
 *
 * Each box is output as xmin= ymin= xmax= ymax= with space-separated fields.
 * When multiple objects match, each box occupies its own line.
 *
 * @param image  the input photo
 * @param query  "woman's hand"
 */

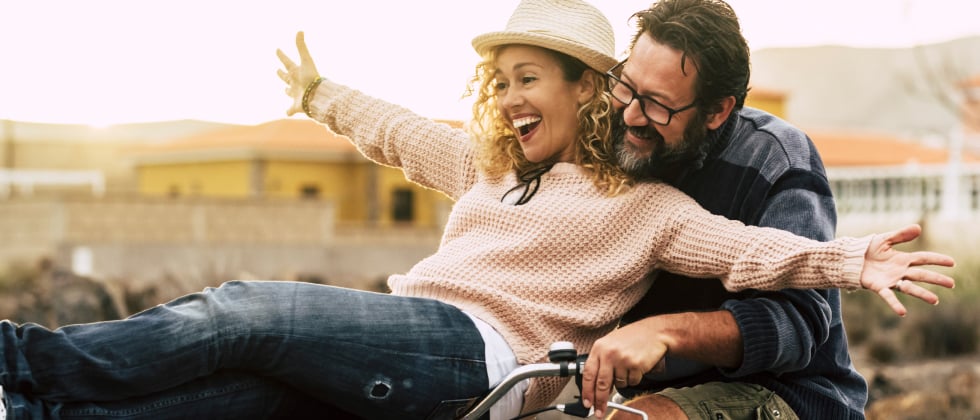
xmin=276 ymin=31 xmax=322 ymax=116
xmin=860 ymin=224 xmax=955 ymax=316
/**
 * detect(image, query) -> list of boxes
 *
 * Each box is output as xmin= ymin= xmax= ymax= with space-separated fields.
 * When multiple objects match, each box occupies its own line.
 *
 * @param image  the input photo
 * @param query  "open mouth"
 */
xmin=628 ymin=126 xmax=657 ymax=142
xmin=514 ymin=116 xmax=542 ymax=137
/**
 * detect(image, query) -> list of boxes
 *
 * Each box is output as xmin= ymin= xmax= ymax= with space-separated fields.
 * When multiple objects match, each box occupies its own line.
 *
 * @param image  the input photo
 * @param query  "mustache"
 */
xmin=610 ymin=110 xmax=662 ymax=143
xmin=627 ymin=124 xmax=662 ymax=143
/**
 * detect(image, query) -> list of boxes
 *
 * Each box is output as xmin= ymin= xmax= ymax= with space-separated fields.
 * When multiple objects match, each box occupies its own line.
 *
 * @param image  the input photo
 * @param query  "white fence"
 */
xmin=0 ymin=169 xmax=104 ymax=198
xmin=829 ymin=163 xmax=980 ymax=237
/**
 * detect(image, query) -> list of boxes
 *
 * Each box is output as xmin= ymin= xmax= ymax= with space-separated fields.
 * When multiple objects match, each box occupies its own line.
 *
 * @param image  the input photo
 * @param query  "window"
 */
xmin=971 ymin=177 xmax=979 ymax=211
xmin=392 ymin=188 xmax=414 ymax=222
xmin=300 ymin=184 xmax=320 ymax=199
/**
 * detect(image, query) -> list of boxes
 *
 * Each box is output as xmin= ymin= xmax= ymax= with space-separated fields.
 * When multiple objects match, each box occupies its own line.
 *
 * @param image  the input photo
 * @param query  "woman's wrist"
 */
xmin=301 ymin=76 xmax=325 ymax=118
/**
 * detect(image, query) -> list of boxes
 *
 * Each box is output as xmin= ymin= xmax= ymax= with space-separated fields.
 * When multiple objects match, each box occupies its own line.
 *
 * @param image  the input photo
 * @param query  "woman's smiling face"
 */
xmin=493 ymin=45 xmax=593 ymax=163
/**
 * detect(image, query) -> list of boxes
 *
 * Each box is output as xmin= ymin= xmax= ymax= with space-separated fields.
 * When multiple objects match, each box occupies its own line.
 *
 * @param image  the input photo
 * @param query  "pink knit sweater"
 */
xmin=307 ymin=81 xmax=870 ymax=410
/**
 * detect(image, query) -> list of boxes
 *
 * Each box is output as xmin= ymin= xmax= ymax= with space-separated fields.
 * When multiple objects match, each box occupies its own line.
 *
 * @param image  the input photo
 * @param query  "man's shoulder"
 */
xmin=722 ymin=107 xmax=825 ymax=174
xmin=733 ymin=107 xmax=812 ymax=150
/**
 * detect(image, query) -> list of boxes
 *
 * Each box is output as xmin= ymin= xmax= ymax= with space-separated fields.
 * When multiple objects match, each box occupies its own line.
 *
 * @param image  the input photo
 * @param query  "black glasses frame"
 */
xmin=605 ymin=60 xmax=696 ymax=126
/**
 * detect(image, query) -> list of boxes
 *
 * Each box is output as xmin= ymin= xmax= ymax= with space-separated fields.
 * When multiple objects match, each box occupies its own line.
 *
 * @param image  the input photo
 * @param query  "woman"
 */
xmin=0 ymin=0 xmax=953 ymax=419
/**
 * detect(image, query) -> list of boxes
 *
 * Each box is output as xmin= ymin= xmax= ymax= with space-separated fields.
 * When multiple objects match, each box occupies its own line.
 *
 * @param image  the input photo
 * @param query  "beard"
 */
xmin=611 ymin=108 xmax=713 ymax=180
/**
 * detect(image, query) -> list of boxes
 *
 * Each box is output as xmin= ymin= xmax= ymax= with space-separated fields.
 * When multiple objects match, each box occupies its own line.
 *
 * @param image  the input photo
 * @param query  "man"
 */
xmin=580 ymin=0 xmax=867 ymax=419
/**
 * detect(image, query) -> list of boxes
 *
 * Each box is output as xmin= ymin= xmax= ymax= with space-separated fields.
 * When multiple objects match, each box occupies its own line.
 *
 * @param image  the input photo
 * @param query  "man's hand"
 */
xmin=580 ymin=311 xmax=743 ymax=418
xmin=581 ymin=319 xmax=669 ymax=419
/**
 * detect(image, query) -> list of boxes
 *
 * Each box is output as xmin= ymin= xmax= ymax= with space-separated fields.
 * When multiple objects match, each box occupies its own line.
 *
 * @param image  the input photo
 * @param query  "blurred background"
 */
xmin=1 ymin=1 xmax=979 ymax=418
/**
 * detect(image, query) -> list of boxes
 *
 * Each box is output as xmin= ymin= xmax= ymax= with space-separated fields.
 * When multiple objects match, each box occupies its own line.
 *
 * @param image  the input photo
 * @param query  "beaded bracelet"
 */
xmin=301 ymin=76 xmax=325 ymax=118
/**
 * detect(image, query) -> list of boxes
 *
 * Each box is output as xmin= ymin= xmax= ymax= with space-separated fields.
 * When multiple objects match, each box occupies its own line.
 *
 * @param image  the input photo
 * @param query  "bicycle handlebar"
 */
xmin=460 ymin=356 xmax=585 ymax=419
xmin=459 ymin=342 xmax=648 ymax=420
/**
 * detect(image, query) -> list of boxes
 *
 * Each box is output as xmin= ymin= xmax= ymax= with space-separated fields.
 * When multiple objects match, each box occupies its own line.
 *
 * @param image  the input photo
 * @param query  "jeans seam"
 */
xmin=57 ymin=376 xmax=265 ymax=416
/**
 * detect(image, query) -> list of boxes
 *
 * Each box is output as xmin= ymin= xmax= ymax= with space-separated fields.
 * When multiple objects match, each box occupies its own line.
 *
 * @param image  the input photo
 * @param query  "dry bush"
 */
xmin=903 ymin=299 xmax=980 ymax=358
xmin=0 ymin=258 xmax=122 ymax=327
xmin=867 ymin=338 xmax=900 ymax=364
xmin=844 ymin=236 xmax=980 ymax=362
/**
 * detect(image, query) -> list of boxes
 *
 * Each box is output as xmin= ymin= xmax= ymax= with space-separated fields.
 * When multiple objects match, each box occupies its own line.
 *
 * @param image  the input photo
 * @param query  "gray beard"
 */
xmin=611 ymin=109 xmax=712 ymax=180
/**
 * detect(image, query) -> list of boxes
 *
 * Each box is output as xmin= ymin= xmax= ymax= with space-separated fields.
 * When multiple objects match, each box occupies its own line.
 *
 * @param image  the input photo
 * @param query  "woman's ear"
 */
xmin=706 ymin=96 xmax=736 ymax=130
xmin=576 ymin=71 xmax=598 ymax=104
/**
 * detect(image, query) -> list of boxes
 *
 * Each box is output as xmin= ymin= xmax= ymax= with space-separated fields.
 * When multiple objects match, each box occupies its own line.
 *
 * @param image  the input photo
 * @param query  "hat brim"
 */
xmin=472 ymin=31 xmax=618 ymax=73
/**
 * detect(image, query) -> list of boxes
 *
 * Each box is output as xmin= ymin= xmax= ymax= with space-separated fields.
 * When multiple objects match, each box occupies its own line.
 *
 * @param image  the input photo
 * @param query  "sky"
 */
xmin=2 ymin=0 xmax=979 ymax=127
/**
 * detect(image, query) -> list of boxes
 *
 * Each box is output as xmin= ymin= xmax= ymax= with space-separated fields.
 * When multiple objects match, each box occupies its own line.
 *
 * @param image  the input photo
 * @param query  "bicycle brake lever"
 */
xmin=574 ymin=353 xmax=588 ymax=393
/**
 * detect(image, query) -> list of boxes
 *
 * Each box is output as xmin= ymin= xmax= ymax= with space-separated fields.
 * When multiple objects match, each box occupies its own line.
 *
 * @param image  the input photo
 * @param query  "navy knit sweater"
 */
xmin=621 ymin=107 xmax=868 ymax=419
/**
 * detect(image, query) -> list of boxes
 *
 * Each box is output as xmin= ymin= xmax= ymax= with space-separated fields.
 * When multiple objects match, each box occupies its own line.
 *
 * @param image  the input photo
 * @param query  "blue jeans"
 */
xmin=0 ymin=281 xmax=489 ymax=419
xmin=6 ymin=370 xmax=346 ymax=419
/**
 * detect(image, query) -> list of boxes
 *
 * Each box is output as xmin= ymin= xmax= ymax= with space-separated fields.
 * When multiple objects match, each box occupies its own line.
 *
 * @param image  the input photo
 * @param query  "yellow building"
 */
xmin=745 ymin=87 xmax=787 ymax=119
xmin=132 ymin=118 xmax=456 ymax=228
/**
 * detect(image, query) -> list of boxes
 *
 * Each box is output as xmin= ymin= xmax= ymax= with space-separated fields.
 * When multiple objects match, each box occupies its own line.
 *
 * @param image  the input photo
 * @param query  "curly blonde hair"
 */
xmin=465 ymin=46 xmax=633 ymax=197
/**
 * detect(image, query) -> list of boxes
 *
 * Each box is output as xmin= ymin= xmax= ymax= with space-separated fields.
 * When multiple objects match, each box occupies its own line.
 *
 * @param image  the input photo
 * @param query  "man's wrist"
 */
xmin=642 ymin=310 xmax=743 ymax=368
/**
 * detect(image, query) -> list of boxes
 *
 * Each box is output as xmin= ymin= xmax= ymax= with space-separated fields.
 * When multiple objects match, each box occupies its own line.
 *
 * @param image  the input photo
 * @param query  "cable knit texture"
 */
xmin=307 ymin=80 xmax=870 ymax=412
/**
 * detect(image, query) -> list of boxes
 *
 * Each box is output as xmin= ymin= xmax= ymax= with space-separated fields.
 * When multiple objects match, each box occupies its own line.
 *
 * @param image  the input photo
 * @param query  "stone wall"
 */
xmin=0 ymin=196 xmax=443 ymax=294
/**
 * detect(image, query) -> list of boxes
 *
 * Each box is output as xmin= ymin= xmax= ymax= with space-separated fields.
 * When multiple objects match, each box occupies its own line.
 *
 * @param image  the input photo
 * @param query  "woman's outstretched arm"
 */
xmin=642 ymin=186 xmax=955 ymax=316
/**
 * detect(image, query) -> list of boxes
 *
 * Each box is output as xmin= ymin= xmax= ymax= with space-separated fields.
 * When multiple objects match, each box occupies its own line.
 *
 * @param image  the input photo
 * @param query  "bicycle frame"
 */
xmin=458 ymin=342 xmax=648 ymax=420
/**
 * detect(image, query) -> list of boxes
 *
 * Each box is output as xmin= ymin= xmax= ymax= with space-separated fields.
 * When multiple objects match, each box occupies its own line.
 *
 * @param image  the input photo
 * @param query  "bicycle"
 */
xmin=459 ymin=342 xmax=648 ymax=420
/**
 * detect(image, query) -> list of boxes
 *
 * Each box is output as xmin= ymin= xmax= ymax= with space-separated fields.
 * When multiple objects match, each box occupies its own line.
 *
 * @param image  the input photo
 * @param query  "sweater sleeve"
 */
xmin=305 ymin=79 xmax=476 ymax=199
xmin=722 ymin=169 xmax=842 ymax=375
xmin=647 ymin=184 xmax=869 ymax=292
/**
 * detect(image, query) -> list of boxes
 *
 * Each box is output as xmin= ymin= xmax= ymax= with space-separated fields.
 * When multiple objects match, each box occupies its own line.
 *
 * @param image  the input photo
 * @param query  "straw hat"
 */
xmin=471 ymin=0 xmax=617 ymax=73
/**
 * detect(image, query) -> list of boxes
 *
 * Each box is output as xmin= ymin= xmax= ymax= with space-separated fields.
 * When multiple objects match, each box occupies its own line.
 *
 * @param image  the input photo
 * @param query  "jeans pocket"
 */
xmin=756 ymin=391 xmax=798 ymax=420
xmin=698 ymin=393 xmax=796 ymax=420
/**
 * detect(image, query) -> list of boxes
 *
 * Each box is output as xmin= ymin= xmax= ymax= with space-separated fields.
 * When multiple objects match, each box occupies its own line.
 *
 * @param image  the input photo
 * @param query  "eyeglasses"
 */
xmin=605 ymin=60 xmax=696 ymax=126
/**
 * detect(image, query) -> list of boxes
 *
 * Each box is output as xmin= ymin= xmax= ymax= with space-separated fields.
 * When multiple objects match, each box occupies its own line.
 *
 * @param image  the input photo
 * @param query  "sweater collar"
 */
xmin=704 ymin=109 xmax=738 ymax=161
xmin=656 ymin=109 xmax=739 ymax=183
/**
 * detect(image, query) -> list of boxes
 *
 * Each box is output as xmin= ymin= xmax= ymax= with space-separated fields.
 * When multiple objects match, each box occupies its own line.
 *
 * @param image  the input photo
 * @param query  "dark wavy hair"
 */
xmin=628 ymin=0 xmax=750 ymax=114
